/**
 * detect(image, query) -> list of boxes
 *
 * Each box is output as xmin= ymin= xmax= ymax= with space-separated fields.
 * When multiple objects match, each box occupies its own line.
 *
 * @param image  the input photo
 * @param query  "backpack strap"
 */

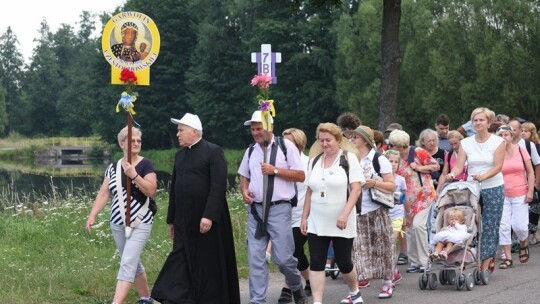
xmin=311 ymin=153 xmax=324 ymax=170
xmin=525 ymin=140 xmax=532 ymax=157
xmin=114 ymin=159 xmax=149 ymax=238
xmin=275 ymin=136 xmax=288 ymax=161
xmin=372 ymin=152 xmax=382 ymax=175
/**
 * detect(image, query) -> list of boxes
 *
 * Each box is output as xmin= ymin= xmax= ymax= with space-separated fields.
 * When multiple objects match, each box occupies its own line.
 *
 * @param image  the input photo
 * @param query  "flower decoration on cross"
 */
xmin=251 ymin=73 xmax=275 ymax=131
xmin=116 ymin=68 xmax=139 ymax=115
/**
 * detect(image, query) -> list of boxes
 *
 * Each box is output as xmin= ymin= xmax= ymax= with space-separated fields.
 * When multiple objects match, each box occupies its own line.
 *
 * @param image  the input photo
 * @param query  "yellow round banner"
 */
xmin=102 ymin=12 xmax=160 ymax=85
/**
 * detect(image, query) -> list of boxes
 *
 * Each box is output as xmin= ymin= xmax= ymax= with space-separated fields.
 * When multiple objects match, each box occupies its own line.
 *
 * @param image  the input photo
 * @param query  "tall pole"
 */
xmin=125 ymin=114 xmax=132 ymax=227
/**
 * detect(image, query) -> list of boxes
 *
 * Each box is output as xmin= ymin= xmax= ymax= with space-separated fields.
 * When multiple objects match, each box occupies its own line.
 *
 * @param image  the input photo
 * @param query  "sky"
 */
xmin=0 ymin=0 xmax=126 ymax=63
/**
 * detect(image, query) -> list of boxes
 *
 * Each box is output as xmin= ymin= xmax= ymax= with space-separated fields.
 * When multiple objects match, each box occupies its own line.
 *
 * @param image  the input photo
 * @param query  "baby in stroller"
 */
xmin=430 ymin=208 xmax=471 ymax=261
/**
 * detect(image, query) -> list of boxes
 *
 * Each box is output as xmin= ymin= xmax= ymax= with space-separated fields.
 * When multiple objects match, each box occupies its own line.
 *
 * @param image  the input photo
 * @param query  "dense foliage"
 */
xmin=0 ymin=0 xmax=538 ymax=148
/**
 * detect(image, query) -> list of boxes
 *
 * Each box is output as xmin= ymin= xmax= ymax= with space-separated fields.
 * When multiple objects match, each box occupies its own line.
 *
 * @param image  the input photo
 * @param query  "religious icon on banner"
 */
xmin=102 ymin=12 xmax=160 ymax=85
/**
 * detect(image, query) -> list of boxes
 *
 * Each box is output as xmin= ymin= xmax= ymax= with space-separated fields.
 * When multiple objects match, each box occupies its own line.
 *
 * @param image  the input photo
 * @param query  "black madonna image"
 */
xmin=110 ymin=20 xmax=152 ymax=63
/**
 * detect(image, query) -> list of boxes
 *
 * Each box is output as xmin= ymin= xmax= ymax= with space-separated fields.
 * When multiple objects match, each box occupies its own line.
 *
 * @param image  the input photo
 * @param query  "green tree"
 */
xmin=22 ymin=19 xmax=62 ymax=136
xmin=0 ymin=85 xmax=7 ymax=134
xmin=336 ymin=0 xmax=382 ymax=128
xmin=55 ymin=12 xmax=99 ymax=136
xmin=0 ymin=27 xmax=24 ymax=135
xmin=185 ymin=0 xmax=251 ymax=148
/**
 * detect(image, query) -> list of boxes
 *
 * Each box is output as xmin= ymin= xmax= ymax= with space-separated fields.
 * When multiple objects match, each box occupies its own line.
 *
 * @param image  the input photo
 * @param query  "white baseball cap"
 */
xmin=171 ymin=113 xmax=203 ymax=131
xmin=243 ymin=110 xmax=274 ymax=126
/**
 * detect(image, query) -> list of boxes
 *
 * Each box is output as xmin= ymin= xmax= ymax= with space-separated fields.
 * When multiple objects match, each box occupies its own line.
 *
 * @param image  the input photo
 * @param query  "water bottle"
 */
xmin=394 ymin=192 xmax=405 ymax=204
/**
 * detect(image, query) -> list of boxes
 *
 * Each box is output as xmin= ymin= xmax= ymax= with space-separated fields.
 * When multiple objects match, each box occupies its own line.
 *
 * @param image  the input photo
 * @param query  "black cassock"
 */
xmin=151 ymin=139 xmax=240 ymax=304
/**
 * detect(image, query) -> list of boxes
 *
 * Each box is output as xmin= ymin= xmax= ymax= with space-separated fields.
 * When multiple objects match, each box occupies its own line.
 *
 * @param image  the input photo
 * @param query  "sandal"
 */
xmin=499 ymin=259 xmax=513 ymax=269
xmin=519 ymin=246 xmax=530 ymax=263
xmin=439 ymin=251 xmax=448 ymax=261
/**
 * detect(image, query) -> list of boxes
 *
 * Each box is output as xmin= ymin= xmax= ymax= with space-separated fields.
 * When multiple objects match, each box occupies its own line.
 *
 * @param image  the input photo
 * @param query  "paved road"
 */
xmin=240 ymin=243 xmax=540 ymax=304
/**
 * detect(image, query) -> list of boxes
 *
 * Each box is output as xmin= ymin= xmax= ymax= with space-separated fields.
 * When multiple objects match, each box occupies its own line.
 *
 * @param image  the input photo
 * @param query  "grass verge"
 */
xmin=0 ymin=187 xmax=250 ymax=303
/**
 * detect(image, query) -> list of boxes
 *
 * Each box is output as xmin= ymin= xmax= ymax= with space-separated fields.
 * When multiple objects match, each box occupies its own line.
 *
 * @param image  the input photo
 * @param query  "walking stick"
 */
xmin=261 ymin=124 xmax=270 ymax=236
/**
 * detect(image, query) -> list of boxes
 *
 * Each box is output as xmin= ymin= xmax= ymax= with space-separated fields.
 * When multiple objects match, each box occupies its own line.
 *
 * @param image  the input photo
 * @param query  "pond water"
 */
xmin=0 ymin=158 xmax=238 ymax=206
xmin=0 ymin=159 xmax=171 ymax=205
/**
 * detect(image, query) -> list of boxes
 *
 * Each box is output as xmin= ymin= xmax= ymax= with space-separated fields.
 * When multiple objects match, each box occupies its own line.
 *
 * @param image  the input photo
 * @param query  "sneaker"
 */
xmin=340 ymin=290 xmax=363 ymax=304
xmin=397 ymin=253 xmax=408 ymax=265
xmin=304 ymin=283 xmax=312 ymax=297
xmin=278 ymin=287 xmax=292 ymax=304
xmin=392 ymin=271 xmax=402 ymax=285
xmin=135 ymin=298 xmax=154 ymax=304
xmin=358 ymin=280 xmax=370 ymax=288
xmin=406 ymin=265 xmax=426 ymax=273
xmin=405 ymin=265 xmax=419 ymax=273
xmin=291 ymin=288 xmax=307 ymax=304
xmin=378 ymin=284 xmax=394 ymax=299
xmin=528 ymin=234 xmax=537 ymax=245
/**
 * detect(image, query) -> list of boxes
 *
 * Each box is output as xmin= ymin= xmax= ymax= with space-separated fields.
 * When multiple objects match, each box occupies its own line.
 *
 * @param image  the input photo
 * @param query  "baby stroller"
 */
xmin=418 ymin=181 xmax=489 ymax=291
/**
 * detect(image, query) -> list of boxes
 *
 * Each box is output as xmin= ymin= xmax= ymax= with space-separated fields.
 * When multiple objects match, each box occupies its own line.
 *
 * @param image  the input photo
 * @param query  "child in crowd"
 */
xmin=383 ymin=150 xmax=407 ymax=284
xmin=430 ymin=208 xmax=471 ymax=261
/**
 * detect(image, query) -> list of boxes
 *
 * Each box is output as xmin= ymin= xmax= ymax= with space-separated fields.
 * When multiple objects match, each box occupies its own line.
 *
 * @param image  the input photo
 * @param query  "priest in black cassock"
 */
xmin=151 ymin=113 xmax=240 ymax=304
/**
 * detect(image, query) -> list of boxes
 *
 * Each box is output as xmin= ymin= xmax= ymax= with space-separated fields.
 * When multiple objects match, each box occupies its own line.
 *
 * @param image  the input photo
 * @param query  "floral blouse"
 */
xmin=396 ymin=147 xmax=439 ymax=216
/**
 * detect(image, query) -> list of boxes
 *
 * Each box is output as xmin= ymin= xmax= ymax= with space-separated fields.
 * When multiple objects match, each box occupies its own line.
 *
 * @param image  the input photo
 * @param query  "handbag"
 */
xmin=531 ymin=189 xmax=540 ymax=206
xmin=370 ymin=175 xmax=395 ymax=208
xmin=370 ymin=188 xmax=395 ymax=208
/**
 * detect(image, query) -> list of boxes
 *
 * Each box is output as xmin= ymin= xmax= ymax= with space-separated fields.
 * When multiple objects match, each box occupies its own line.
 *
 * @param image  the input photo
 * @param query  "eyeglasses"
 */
xmin=124 ymin=139 xmax=142 ymax=144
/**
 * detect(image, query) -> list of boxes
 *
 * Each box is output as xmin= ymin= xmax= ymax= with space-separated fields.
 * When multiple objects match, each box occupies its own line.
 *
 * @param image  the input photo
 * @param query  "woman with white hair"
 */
xmin=417 ymin=128 xmax=445 ymax=190
xmin=388 ymin=129 xmax=439 ymax=273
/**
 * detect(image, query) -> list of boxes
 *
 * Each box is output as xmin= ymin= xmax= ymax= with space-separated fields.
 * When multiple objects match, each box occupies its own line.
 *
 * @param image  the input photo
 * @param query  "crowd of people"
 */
xmin=85 ymin=107 xmax=540 ymax=304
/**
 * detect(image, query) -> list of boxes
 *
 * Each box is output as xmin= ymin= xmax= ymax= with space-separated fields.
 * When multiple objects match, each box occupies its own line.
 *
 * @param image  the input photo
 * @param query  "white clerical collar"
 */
xmin=189 ymin=137 xmax=202 ymax=149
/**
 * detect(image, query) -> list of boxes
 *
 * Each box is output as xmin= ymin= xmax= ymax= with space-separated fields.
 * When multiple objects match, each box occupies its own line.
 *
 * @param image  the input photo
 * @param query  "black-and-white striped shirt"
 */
xmin=105 ymin=158 xmax=155 ymax=225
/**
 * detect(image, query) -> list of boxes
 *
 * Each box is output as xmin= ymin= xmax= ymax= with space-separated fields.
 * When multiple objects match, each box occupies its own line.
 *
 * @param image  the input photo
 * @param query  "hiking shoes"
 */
xmin=292 ymin=288 xmax=308 ymax=304
xmin=304 ymin=283 xmax=312 ymax=297
xmin=278 ymin=287 xmax=292 ymax=303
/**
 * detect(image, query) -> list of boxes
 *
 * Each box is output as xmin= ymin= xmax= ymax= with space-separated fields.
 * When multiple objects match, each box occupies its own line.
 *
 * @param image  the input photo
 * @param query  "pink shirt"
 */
xmin=501 ymin=146 xmax=530 ymax=197
xmin=446 ymin=150 xmax=468 ymax=181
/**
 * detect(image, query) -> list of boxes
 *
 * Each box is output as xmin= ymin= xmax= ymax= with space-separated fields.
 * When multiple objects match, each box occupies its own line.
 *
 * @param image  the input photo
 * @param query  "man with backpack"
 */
xmin=238 ymin=111 xmax=308 ymax=304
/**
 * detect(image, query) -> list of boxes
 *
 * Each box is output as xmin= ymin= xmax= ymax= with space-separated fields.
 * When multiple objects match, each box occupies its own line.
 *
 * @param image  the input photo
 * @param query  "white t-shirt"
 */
xmin=292 ymin=153 xmax=309 ymax=227
xmin=359 ymin=149 xmax=394 ymax=215
xmin=306 ymin=150 xmax=365 ymax=238
xmin=460 ymin=134 xmax=504 ymax=189
xmin=389 ymin=174 xmax=407 ymax=219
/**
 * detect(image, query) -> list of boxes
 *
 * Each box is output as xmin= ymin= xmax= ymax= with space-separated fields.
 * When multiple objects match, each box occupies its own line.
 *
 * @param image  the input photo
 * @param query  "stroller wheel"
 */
xmin=447 ymin=270 xmax=456 ymax=285
xmin=329 ymin=261 xmax=340 ymax=279
xmin=439 ymin=270 xmax=448 ymax=285
xmin=465 ymin=273 xmax=474 ymax=291
xmin=473 ymin=269 xmax=482 ymax=285
xmin=455 ymin=273 xmax=466 ymax=291
xmin=428 ymin=273 xmax=438 ymax=290
xmin=479 ymin=269 xmax=490 ymax=285
xmin=418 ymin=273 xmax=428 ymax=290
